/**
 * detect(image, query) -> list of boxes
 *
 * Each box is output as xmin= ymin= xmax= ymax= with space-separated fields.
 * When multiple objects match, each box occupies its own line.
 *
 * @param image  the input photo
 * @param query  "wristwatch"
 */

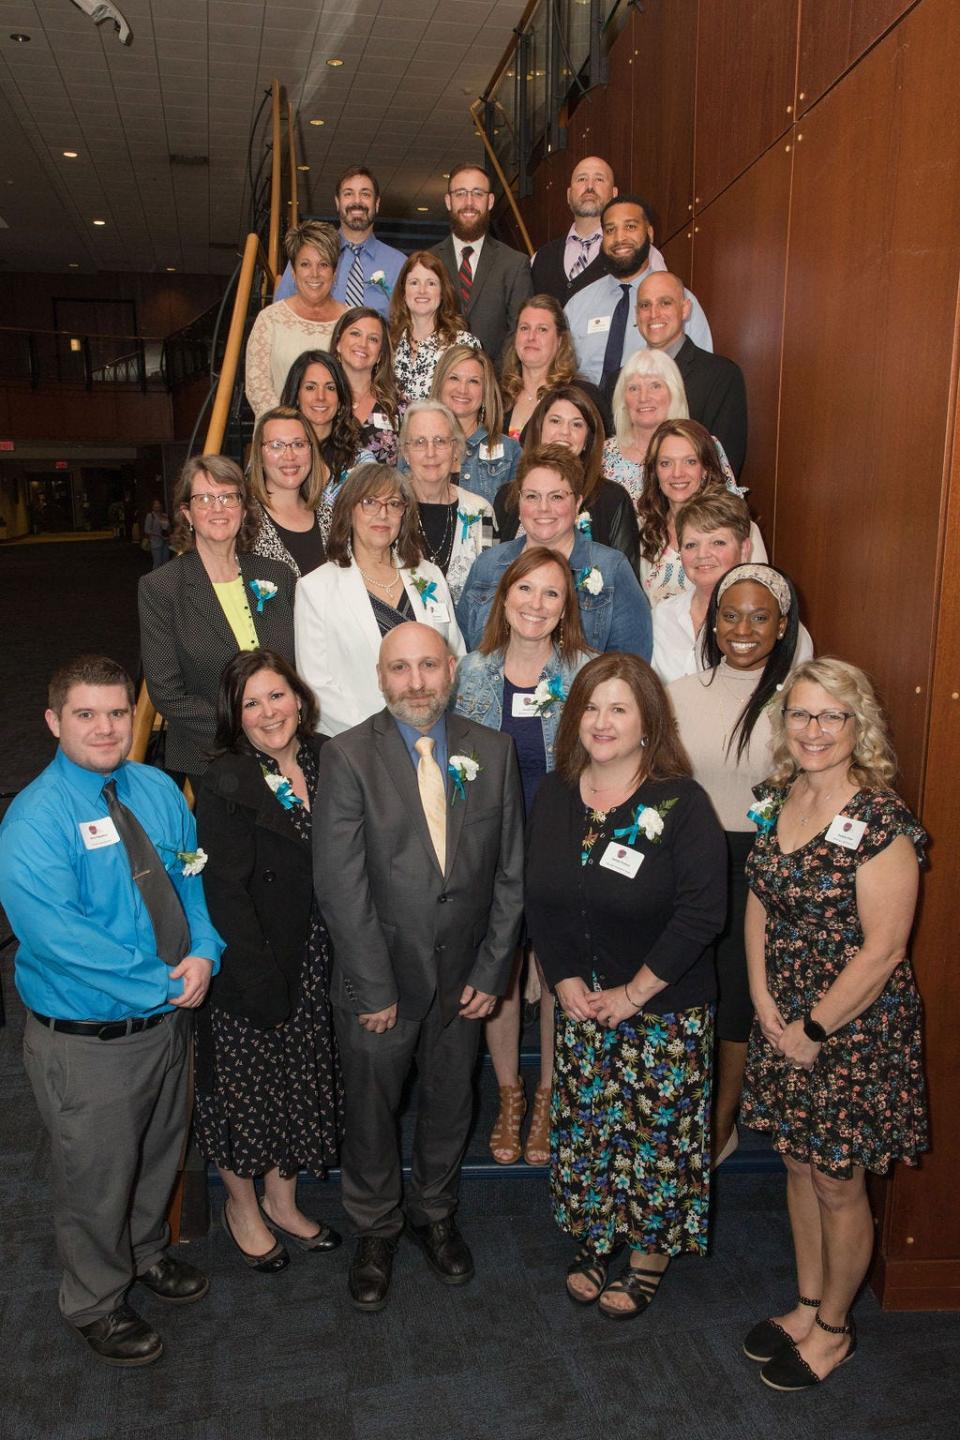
xmin=802 ymin=1015 xmax=827 ymax=1043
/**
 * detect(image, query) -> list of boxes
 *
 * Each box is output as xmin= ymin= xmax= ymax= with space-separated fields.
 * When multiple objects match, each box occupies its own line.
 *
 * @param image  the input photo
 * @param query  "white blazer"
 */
xmin=295 ymin=557 xmax=466 ymax=736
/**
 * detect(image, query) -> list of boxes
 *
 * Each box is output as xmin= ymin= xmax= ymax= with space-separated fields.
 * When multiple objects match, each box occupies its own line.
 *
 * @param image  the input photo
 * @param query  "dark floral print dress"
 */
xmin=740 ymin=785 xmax=928 ymax=1178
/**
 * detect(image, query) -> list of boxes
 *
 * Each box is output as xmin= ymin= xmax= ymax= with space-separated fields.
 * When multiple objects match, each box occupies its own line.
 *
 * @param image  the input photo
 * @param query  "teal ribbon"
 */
xmin=457 ymin=509 xmax=479 ymax=542
xmin=448 ymin=763 xmax=466 ymax=803
xmin=415 ymin=579 xmax=439 ymax=606
xmin=248 ymin=580 xmax=276 ymax=614
xmin=612 ymin=804 xmax=644 ymax=847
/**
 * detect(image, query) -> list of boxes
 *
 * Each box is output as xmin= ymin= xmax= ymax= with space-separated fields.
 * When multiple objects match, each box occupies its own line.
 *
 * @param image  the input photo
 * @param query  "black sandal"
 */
xmin=598 ymin=1261 xmax=666 ymax=1321
xmin=565 ymin=1248 xmax=609 ymax=1306
xmin=742 ymin=1294 xmax=821 ymax=1363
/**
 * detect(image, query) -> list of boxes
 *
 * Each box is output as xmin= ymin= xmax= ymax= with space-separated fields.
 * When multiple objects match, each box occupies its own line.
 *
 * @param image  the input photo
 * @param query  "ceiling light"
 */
xmin=68 ymin=262 xmax=80 ymax=269
xmin=297 ymin=164 xmax=310 ymax=172
xmin=326 ymin=58 xmax=344 ymax=67
xmin=165 ymin=266 xmax=176 ymax=272
xmin=416 ymin=206 xmax=429 ymax=212
xmin=93 ymin=218 xmax=106 ymax=226
xmin=63 ymin=150 xmax=79 ymax=159
xmin=9 ymin=33 xmax=31 ymax=43
xmin=309 ymin=118 xmax=325 ymax=126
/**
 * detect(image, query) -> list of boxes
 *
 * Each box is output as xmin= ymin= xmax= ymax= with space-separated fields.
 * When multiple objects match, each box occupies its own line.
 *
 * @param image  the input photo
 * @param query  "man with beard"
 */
xmin=274 ymin=165 xmax=404 ymax=314
xmin=530 ymin=155 xmax=667 ymax=304
xmin=432 ymin=163 xmax=533 ymax=362
xmin=564 ymin=196 xmax=713 ymax=388
xmin=314 ymin=622 xmax=523 ymax=1311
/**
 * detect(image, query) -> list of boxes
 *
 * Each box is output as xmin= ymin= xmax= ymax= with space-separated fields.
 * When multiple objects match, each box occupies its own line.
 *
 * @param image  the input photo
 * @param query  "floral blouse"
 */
xmin=355 ymin=400 xmax=400 ymax=466
xmin=393 ymin=328 xmax=481 ymax=404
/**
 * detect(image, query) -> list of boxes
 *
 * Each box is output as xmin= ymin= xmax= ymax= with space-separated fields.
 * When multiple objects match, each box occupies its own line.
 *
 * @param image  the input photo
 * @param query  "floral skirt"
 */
xmin=550 ymin=1005 xmax=714 ymax=1257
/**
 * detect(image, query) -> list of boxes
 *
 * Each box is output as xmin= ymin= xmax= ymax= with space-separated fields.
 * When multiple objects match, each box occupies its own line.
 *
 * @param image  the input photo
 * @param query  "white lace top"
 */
xmin=244 ymin=300 xmax=341 ymax=417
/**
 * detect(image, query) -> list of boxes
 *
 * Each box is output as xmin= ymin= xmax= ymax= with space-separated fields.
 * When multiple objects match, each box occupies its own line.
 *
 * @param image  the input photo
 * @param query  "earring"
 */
xmin=640 ymin=737 xmax=649 ymax=748
xmin=556 ymin=618 xmax=564 ymax=649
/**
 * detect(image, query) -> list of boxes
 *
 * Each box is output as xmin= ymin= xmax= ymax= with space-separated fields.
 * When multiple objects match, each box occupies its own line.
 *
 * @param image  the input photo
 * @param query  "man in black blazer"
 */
xmin=635 ymin=270 xmax=748 ymax=476
xmin=431 ymin=163 xmax=533 ymax=363
xmin=314 ymin=622 xmax=523 ymax=1311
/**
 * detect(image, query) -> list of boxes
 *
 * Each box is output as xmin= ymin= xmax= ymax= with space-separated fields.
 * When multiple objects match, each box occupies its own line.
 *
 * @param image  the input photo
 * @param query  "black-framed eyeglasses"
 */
xmin=782 ymin=708 xmax=853 ymax=734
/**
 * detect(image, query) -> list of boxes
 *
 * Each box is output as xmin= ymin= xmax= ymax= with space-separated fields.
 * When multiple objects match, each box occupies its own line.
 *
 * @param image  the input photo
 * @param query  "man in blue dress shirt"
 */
xmin=0 ymin=655 xmax=223 ymax=1367
xmin=273 ymin=165 xmax=404 ymax=315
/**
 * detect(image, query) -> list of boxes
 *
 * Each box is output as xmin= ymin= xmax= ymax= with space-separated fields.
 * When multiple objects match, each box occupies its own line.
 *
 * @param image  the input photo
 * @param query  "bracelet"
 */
xmin=623 ymin=980 xmax=642 ymax=1010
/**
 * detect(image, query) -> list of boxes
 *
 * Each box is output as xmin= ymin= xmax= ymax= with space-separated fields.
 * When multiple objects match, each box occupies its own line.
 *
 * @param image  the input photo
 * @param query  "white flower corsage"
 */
xmin=371 ymin=269 xmax=391 ymax=297
xmin=448 ymin=753 xmax=481 ymax=804
xmin=575 ymin=565 xmax=603 ymax=596
xmin=161 ymin=845 xmax=208 ymax=876
xmin=747 ymin=795 xmax=778 ymax=833
xmin=575 ymin=510 xmax=593 ymax=539
xmin=249 ymin=579 xmax=278 ymax=613
xmin=531 ymin=674 xmax=567 ymax=717
xmin=263 ymin=771 xmax=303 ymax=810
xmin=612 ymin=798 xmax=677 ymax=846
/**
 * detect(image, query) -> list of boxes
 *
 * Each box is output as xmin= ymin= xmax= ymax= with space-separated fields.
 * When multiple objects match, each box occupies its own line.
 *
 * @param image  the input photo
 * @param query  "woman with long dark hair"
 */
xmin=280 ymin=350 xmax=362 ymax=536
xmin=330 ymin=307 xmax=401 ymax=466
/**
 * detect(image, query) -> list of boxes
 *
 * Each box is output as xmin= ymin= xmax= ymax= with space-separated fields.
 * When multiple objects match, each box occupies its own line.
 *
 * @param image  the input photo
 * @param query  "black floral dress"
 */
xmin=194 ymin=745 xmax=341 ymax=1179
xmin=740 ymin=785 xmax=928 ymax=1178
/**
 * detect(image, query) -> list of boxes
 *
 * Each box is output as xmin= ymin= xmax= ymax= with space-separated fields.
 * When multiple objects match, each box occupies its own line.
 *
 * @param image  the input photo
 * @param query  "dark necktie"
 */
xmin=458 ymin=245 xmax=474 ymax=312
xmin=600 ymin=283 xmax=632 ymax=388
xmin=102 ymin=779 xmax=191 ymax=967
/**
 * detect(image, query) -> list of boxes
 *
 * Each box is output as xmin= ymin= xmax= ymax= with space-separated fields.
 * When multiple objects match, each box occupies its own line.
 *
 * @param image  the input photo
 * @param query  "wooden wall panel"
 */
xmin=797 ymin=0 xmax=919 ymax=113
xmin=631 ymin=0 xmax=697 ymax=241
xmin=694 ymin=0 xmax=798 ymax=211
xmin=776 ymin=0 xmax=960 ymax=810
xmin=690 ymin=141 xmax=793 ymax=541
xmin=0 ymin=385 xmax=174 ymax=444
xmin=600 ymin=7 xmax=634 ymax=197
xmin=661 ymin=230 xmax=693 ymax=290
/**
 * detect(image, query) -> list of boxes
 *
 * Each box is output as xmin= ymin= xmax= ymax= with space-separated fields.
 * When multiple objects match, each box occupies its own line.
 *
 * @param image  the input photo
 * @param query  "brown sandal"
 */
xmin=523 ymin=1085 xmax=552 ymax=1166
xmin=489 ymin=1081 xmax=526 ymax=1164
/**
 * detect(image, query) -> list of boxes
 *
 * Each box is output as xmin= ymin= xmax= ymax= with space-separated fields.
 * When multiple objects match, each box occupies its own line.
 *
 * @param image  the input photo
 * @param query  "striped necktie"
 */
xmin=345 ymin=244 xmax=365 ymax=309
xmin=568 ymin=236 xmax=594 ymax=280
xmin=458 ymin=245 xmax=474 ymax=313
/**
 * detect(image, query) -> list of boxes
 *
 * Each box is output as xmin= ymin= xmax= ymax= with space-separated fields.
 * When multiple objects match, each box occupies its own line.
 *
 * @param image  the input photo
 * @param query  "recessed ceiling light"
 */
xmin=326 ymin=58 xmax=344 ymax=67
xmin=92 ymin=218 xmax=106 ymax=226
xmin=63 ymin=150 xmax=79 ymax=159
xmin=309 ymin=118 xmax=325 ymax=126
xmin=9 ymin=33 xmax=31 ymax=43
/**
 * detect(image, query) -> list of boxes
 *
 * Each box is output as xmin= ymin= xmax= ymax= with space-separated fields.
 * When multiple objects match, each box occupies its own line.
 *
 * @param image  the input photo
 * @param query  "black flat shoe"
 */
xmin=259 ymin=1205 xmax=342 ymax=1252
xmin=743 ymin=1296 xmax=820 ymax=1362
xmin=74 ymin=1304 xmax=163 ymax=1367
xmin=137 ymin=1255 xmax=209 ymax=1304
xmin=349 ymin=1235 xmax=397 ymax=1312
xmin=760 ymin=1315 xmax=857 ymax=1391
xmin=221 ymin=1202 xmax=290 ymax=1273
xmin=407 ymin=1217 xmax=474 ymax=1285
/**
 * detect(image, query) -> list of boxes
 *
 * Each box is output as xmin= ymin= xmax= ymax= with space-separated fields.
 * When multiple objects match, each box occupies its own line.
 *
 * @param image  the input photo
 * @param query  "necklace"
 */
xmin=794 ymin=776 xmax=844 ymax=825
xmin=356 ymin=560 xmax=402 ymax=595
xmin=416 ymin=490 xmax=455 ymax=571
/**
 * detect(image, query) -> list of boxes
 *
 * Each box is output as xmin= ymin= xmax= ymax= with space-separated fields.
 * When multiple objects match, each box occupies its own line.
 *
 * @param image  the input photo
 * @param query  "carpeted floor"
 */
xmin=0 ymin=540 xmax=957 ymax=1440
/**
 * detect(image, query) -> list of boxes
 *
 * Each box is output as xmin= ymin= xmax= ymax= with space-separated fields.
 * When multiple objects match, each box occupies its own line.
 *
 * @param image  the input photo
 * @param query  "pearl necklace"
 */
xmin=356 ymin=560 xmax=402 ymax=596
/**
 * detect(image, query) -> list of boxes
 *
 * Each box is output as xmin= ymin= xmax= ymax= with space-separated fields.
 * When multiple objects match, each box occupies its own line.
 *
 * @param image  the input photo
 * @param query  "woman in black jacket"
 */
xmin=194 ymin=649 xmax=341 ymax=1271
xmin=526 ymin=652 xmax=725 ymax=1318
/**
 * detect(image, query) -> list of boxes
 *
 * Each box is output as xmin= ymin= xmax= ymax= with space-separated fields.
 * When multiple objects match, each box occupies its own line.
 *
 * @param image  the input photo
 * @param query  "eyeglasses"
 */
xmin=782 ymin=708 xmax=853 ymax=733
xmin=261 ymin=439 xmax=309 ymax=454
xmin=407 ymin=436 xmax=454 ymax=452
xmin=359 ymin=496 xmax=407 ymax=514
xmin=519 ymin=490 xmax=574 ymax=508
xmin=449 ymin=187 xmax=489 ymax=202
xmin=190 ymin=492 xmax=242 ymax=509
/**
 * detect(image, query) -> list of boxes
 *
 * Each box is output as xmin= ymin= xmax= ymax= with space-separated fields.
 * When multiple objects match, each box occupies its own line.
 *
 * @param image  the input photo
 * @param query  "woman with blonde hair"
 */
xmin=389 ymin=250 xmax=480 ymax=403
xmin=431 ymin=343 xmax=520 ymax=506
xmin=739 ymin=657 xmax=928 ymax=1390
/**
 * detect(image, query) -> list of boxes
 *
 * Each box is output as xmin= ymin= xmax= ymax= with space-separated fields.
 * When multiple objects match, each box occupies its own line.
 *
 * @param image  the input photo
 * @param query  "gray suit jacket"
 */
xmin=138 ymin=549 xmax=296 ymax=776
xmin=431 ymin=234 xmax=534 ymax=363
xmin=313 ymin=707 xmax=524 ymax=1024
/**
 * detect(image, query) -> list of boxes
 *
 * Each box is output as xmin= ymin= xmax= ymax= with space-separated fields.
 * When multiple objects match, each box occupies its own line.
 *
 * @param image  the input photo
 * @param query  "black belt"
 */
xmin=30 ymin=1011 xmax=167 ymax=1041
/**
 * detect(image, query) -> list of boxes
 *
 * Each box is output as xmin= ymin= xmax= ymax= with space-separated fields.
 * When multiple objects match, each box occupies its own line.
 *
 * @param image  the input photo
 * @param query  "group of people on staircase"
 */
xmin=0 ymin=156 xmax=928 ymax=1395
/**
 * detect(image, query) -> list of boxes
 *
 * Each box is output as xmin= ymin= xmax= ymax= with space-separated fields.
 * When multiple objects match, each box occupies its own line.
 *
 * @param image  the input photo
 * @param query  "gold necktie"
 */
xmin=414 ymin=735 xmax=447 ymax=869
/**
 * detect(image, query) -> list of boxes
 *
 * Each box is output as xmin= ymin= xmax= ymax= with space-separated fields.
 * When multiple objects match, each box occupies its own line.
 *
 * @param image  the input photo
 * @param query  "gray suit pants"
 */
xmin=23 ymin=1009 xmax=189 ymax=1326
xmin=333 ymin=996 xmax=482 ymax=1238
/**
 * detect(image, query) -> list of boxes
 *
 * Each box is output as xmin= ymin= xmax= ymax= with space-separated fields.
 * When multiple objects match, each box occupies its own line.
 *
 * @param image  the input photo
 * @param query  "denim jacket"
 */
xmin=458 ymin=426 xmax=521 ymax=507
xmin=451 ymin=647 xmax=591 ymax=771
xmin=455 ymin=533 xmax=653 ymax=659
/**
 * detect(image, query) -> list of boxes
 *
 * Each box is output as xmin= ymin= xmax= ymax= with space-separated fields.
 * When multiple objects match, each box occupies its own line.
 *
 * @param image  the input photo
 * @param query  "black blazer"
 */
xmin=493 ymin=476 xmax=641 ymax=578
xmin=674 ymin=337 xmax=748 ymax=478
xmin=195 ymin=735 xmax=326 ymax=1029
xmin=530 ymin=235 xmax=610 ymax=306
xmin=431 ymin=234 xmax=534 ymax=363
xmin=138 ymin=549 xmax=296 ymax=776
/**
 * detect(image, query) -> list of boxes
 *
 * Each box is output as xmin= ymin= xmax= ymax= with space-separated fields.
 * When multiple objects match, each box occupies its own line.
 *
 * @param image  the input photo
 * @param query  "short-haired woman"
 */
xmin=138 ymin=454 xmax=296 ymax=782
xmin=294 ymin=462 xmax=465 ymax=735
xmin=389 ymin=250 xmax=481 ymax=404
xmin=526 ymin=653 xmax=726 ymax=1317
xmin=245 ymin=221 xmax=348 ymax=416
xmin=738 ymin=657 xmax=928 ymax=1389
xmin=195 ymin=649 xmax=341 ymax=1271
xmin=248 ymin=405 xmax=327 ymax=578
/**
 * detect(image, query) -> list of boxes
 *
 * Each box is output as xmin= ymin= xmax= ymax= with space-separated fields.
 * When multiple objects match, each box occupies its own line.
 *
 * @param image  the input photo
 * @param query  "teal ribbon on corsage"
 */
xmin=410 ymin=571 xmax=439 ymax=607
xmin=249 ymin=578 xmax=278 ymax=614
xmin=457 ymin=509 xmax=481 ymax=542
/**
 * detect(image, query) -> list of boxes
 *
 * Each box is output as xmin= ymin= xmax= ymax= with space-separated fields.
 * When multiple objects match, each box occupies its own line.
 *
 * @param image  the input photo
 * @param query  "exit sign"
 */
xmin=0 ymin=439 xmax=14 ymax=451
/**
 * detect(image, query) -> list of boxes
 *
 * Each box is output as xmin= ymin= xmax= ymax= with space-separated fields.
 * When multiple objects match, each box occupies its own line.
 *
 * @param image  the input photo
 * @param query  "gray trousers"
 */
xmin=23 ymin=1009 xmax=189 ymax=1326
xmin=333 ymin=997 xmax=482 ymax=1239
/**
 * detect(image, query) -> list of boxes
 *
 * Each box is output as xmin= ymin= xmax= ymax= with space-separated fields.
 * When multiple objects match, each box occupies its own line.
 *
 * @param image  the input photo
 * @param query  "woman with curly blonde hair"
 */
xmin=739 ymin=657 xmax=928 ymax=1392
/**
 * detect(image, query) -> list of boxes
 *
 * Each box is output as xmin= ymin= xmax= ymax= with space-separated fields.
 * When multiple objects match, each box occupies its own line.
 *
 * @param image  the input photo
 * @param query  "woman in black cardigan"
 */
xmin=195 ymin=648 xmax=341 ymax=1271
xmin=526 ymin=652 xmax=725 ymax=1318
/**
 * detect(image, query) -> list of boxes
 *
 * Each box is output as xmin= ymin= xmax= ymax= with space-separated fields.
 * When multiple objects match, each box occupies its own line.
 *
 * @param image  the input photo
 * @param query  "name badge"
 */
xmin=79 ymin=817 xmax=120 ymax=850
xmin=511 ymin=691 xmax=538 ymax=718
xmin=598 ymin=842 xmax=644 ymax=878
xmin=479 ymin=442 xmax=504 ymax=462
xmin=587 ymin=315 xmax=611 ymax=334
xmin=426 ymin=601 xmax=450 ymax=622
xmin=372 ymin=411 xmax=393 ymax=431
xmin=825 ymin=814 xmax=866 ymax=850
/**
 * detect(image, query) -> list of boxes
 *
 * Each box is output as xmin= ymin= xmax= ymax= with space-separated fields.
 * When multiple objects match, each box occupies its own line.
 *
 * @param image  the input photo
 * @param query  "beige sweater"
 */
xmin=668 ymin=662 xmax=775 ymax=831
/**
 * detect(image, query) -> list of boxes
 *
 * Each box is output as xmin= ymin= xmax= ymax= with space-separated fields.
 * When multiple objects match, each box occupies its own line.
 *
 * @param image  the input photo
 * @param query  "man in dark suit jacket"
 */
xmin=530 ymin=155 xmax=669 ymax=306
xmin=314 ymin=622 xmax=523 ymax=1311
xmin=432 ymin=163 xmax=533 ymax=362
xmin=635 ymin=271 xmax=748 ymax=476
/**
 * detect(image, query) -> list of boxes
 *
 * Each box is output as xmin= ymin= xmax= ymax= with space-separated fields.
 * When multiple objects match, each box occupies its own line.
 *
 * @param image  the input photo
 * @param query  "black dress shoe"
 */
xmin=348 ymin=1235 xmax=397 ymax=1312
xmin=75 ymin=1304 xmax=163 ymax=1367
xmin=137 ymin=1255 xmax=209 ymax=1304
xmin=221 ymin=1202 xmax=290 ymax=1273
xmin=407 ymin=1217 xmax=474 ymax=1285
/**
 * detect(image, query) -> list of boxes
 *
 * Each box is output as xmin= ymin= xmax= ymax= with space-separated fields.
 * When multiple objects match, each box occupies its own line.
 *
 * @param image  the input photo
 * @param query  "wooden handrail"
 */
xmin=469 ymin=99 xmax=534 ymax=257
xmin=268 ymin=78 xmax=283 ymax=283
xmin=288 ymin=101 xmax=299 ymax=229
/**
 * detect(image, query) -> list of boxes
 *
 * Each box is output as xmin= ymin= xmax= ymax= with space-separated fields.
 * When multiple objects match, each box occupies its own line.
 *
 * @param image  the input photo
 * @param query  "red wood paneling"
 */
xmin=631 ymin=0 xmax=697 ymax=242
xmin=797 ymin=0 xmax=919 ymax=113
